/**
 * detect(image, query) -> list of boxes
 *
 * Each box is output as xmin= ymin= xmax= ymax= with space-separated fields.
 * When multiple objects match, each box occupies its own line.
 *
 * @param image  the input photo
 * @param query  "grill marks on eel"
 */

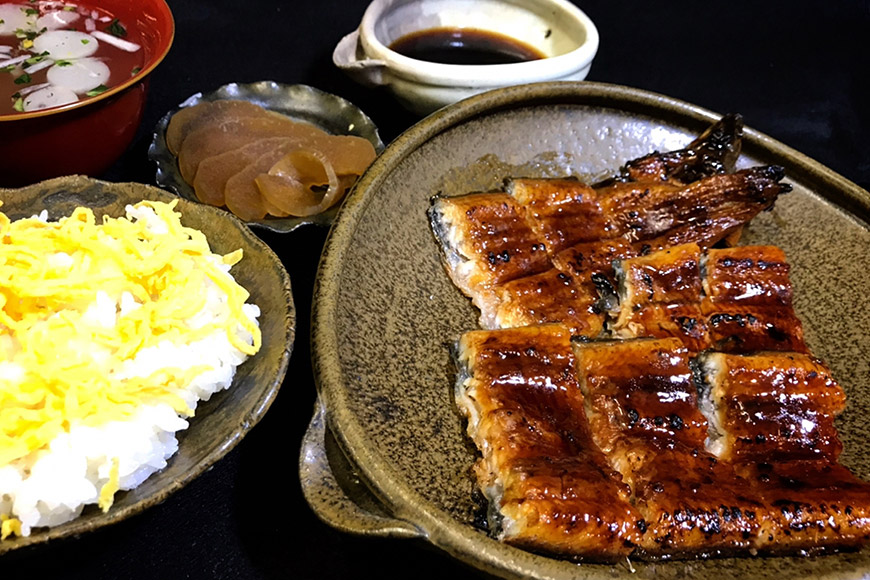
xmin=438 ymin=116 xmax=870 ymax=558
xmin=454 ymin=325 xmax=643 ymax=560
xmin=456 ymin=327 xmax=870 ymax=559
xmin=572 ymin=337 xmax=767 ymax=557
xmin=429 ymin=162 xmax=791 ymax=336
xmin=610 ymin=244 xmax=807 ymax=355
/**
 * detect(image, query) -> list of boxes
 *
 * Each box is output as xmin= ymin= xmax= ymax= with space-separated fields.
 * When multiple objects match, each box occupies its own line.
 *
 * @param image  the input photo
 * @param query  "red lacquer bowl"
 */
xmin=0 ymin=0 xmax=174 ymax=187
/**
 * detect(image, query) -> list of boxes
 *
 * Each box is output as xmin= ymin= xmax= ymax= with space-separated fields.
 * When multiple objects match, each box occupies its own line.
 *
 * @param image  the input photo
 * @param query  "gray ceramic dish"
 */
xmin=304 ymin=81 xmax=870 ymax=579
xmin=148 ymin=81 xmax=384 ymax=233
xmin=0 ymin=176 xmax=294 ymax=554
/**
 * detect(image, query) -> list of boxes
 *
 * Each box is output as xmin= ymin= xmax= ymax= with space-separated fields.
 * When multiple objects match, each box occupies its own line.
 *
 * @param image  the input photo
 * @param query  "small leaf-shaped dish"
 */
xmin=149 ymin=81 xmax=384 ymax=233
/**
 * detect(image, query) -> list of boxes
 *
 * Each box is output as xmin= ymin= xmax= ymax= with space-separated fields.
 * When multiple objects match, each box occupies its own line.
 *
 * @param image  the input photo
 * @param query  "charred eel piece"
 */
xmin=428 ymin=192 xmax=551 ymax=312
xmin=454 ymin=324 xmax=643 ymax=560
xmin=702 ymin=245 xmax=795 ymax=307
xmin=603 ymin=113 xmax=744 ymax=186
xmin=694 ymin=350 xmax=870 ymax=553
xmin=572 ymin=337 xmax=767 ymax=557
xmin=607 ymin=244 xmax=806 ymax=354
xmin=701 ymin=245 xmax=807 ymax=353
xmin=597 ymin=166 xmax=791 ymax=243
xmin=609 ymin=244 xmax=710 ymax=352
xmin=488 ymin=269 xmax=605 ymax=337
xmin=695 ymin=351 xmax=846 ymax=464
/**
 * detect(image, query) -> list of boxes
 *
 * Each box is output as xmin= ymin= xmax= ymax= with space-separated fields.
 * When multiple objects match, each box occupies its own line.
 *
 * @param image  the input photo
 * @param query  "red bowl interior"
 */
xmin=0 ymin=0 xmax=175 ymax=187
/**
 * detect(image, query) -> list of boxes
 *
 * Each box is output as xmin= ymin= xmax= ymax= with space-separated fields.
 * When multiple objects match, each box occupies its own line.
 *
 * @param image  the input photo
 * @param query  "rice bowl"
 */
xmin=0 ymin=176 xmax=293 ymax=552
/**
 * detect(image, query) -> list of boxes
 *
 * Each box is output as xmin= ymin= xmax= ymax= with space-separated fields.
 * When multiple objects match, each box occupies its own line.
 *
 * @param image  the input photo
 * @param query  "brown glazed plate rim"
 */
xmin=0 ymin=176 xmax=295 ymax=555
xmin=312 ymin=81 xmax=870 ymax=579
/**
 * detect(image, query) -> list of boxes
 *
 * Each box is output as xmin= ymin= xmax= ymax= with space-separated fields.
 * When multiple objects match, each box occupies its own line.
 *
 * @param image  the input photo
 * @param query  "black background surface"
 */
xmin=5 ymin=1 xmax=870 ymax=578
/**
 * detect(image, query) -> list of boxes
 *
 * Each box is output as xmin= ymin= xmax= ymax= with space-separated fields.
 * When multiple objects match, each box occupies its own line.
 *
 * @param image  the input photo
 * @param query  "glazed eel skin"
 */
xmin=456 ymin=326 xmax=870 ymax=560
xmin=454 ymin=325 xmax=643 ymax=559
xmin=438 ymin=115 xmax=870 ymax=559
xmin=428 ymin=115 xmax=791 ymax=337
xmin=610 ymin=243 xmax=807 ymax=354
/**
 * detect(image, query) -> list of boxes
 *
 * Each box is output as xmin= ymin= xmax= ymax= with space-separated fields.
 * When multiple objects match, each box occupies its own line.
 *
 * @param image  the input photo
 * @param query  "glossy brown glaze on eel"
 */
xmin=454 ymin=325 xmax=643 ymax=560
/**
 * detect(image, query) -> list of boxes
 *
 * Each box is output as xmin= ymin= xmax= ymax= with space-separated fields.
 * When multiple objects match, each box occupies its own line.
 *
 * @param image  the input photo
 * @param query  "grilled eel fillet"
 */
xmin=597 ymin=112 xmax=744 ymax=187
xmin=454 ymin=324 xmax=643 ymax=560
xmin=429 ymin=165 xmax=790 ymax=336
xmin=571 ymin=337 xmax=766 ymax=557
xmin=693 ymin=350 xmax=870 ymax=553
xmin=457 ymin=329 xmax=870 ymax=558
xmin=610 ymin=244 xmax=807 ymax=354
xmin=695 ymin=351 xmax=846 ymax=464
xmin=510 ymin=113 xmax=744 ymax=255
xmin=428 ymin=115 xmax=746 ymax=324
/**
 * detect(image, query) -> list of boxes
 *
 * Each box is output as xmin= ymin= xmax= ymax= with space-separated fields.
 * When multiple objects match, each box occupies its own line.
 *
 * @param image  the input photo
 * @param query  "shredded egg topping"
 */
xmin=0 ymin=200 xmax=261 ymax=469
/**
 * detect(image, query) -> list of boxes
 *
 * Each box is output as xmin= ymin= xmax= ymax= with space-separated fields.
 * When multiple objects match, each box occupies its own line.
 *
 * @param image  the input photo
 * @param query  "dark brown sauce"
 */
xmin=389 ymin=27 xmax=546 ymax=65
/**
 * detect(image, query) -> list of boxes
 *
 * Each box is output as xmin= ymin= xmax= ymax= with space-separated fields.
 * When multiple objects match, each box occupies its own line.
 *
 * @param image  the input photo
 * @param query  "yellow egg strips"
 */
xmin=0 ymin=200 xmax=261 ymax=471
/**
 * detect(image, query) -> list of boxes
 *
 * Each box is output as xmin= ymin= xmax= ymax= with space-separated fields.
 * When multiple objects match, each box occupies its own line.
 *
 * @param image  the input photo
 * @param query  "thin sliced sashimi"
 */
xmin=256 ymin=149 xmax=341 ymax=217
xmin=192 ymin=137 xmax=306 ymax=207
xmin=178 ymin=117 xmax=330 ymax=183
xmin=165 ymin=100 xmax=271 ymax=155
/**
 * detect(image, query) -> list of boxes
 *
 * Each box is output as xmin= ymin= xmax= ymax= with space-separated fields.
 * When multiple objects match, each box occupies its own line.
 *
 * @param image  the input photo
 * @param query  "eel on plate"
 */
xmin=454 ymin=324 xmax=642 ymax=560
xmin=428 ymin=116 xmax=789 ymax=336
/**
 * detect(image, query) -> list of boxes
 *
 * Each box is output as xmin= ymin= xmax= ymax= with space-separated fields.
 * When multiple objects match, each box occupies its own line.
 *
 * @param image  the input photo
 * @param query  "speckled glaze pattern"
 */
xmin=0 ymin=176 xmax=295 ymax=555
xmin=148 ymin=81 xmax=384 ymax=233
xmin=307 ymin=82 xmax=870 ymax=579
xmin=299 ymin=397 xmax=424 ymax=538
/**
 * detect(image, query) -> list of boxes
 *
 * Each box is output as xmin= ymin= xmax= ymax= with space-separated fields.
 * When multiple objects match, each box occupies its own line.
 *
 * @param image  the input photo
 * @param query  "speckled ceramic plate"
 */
xmin=304 ymin=82 xmax=870 ymax=579
xmin=148 ymin=81 xmax=384 ymax=233
xmin=0 ymin=176 xmax=294 ymax=554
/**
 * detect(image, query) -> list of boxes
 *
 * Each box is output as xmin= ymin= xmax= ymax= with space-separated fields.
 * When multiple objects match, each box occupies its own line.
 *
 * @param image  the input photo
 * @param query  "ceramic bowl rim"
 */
xmin=357 ymin=0 xmax=599 ymax=86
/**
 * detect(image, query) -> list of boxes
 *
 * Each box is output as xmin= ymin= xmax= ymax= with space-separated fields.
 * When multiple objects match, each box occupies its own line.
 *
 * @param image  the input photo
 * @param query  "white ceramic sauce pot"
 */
xmin=333 ymin=0 xmax=599 ymax=115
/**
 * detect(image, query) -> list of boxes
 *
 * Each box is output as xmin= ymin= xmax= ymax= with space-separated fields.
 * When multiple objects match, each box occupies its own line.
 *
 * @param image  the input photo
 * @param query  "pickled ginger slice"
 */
xmin=306 ymin=134 xmax=376 ymax=177
xmin=223 ymin=149 xmax=301 ymax=221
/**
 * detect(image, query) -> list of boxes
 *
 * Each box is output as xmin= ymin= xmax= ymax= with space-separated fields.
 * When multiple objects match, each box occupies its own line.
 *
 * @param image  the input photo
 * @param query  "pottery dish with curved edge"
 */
xmin=149 ymin=81 xmax=384 ymax=234
xmin=304 ymin=81 xmax=870 ymax=579
xmin=333 ymin=0 xmax=598 ymax=115
xmin=0 ymin=175 xmax=294 ymax=555
xmin=0 ymin=0 xmax=174 ymax=187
